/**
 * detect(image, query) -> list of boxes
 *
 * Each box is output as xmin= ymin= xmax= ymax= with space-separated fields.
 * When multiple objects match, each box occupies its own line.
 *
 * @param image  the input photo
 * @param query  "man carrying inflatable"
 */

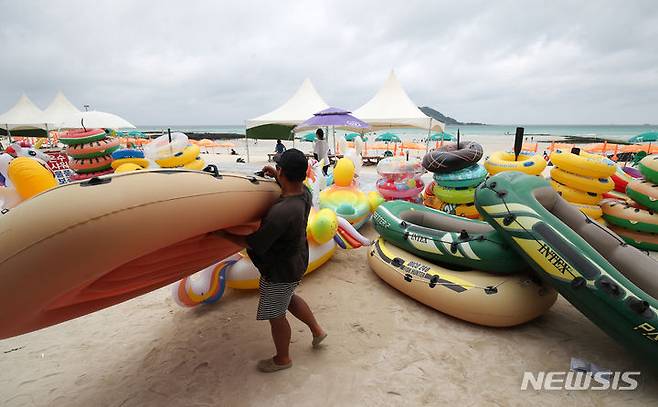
xmin=214 ymin=149 xmax=327 ymax=372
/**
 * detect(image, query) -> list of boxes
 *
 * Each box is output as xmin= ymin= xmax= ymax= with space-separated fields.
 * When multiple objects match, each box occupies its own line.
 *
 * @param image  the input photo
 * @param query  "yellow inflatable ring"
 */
xmin=111 ymin=157 xmax=150 ymax=169
xmin=549 ymin=179 xmax=602 ymax=205
xmin=183 ymin=157 xmax=206 ymax=171
xmin=571 ymin=202 xmax=603 ymax=219
xmin=484 ymin=151 xmax=547 ymax=176
xmin=549 ymin=149 xmax=615 ymax=178
xmin=550 ymin=167 xmax=614 ymax=194
xmin=7 ymin=157 xmax=58 ymax=200
xmin=155 ymin=144 xmax=200 ymax=168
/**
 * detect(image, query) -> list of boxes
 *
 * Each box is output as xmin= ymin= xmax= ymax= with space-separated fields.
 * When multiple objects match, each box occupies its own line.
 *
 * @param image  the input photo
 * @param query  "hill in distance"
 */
xmin=419 ymin=106 xmax=485 ymax=126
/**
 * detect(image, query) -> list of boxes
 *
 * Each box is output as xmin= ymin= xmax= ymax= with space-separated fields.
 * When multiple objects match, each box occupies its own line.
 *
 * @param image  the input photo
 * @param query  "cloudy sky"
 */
xmin=1 ymin=0 xmax=657 ymax=125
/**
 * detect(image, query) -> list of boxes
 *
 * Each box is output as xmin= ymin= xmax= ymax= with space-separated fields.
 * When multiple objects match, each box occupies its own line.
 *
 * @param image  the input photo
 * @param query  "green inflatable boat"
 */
xmin=371 ymin=200 xmax=527 ymax=274
xmin=475 ymin=171 xmax=658 ymax=366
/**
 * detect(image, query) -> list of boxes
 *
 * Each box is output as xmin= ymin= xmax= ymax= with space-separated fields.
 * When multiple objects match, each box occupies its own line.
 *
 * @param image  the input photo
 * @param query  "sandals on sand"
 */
xmin=257 ymin=358 xmax=292 ymax=373
xmin=312 ymin=333 xmax=327 ymax=348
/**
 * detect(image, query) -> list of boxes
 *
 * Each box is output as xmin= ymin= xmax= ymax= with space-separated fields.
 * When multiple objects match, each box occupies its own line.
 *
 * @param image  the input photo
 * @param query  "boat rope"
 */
xmin=479 ymin=181 xmax=581 ymax=280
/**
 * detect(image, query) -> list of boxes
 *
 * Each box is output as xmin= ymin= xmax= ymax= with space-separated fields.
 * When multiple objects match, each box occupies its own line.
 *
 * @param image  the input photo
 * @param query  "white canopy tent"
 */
xmin=244 ymin=78 xmax=329 ymax=161
xmin=42 ymin=91 xmax=81 ymax=125
xmin=353 ymin=71 xmax=444 ymax=133
xmin=246 ymin=78 xmax=329 ymax=129
xmin=0 ymin=94 xmax=51 ymax=134
xmin=59 ymin=110 xmax=135 ymax=130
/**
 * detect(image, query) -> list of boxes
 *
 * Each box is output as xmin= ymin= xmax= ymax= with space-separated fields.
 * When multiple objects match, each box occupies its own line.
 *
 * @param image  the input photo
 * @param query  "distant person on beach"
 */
xmin=230 ymin=148 xmax=238 ymax=155
xmin=214 ymin=149 xmax=326 ymax=373
xmin=273 ymin=139 xmax=286 ymax=162
xmin=313 ymin=128 xmax=330 ymax=175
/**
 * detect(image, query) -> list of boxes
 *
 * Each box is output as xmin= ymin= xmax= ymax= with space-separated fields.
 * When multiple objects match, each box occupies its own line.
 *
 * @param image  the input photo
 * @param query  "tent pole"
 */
xmin=245 ymin=130 xmax=250 ymax=163
xmin=426 ymin=118 xmax=433 ymax=153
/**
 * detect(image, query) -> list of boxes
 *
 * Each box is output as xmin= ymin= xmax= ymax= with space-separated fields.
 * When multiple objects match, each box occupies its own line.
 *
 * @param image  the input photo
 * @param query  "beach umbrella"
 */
xmin=59 ymin=110 xmax=135 ymax=129
xmin=375 ymin=132 xmax=401 ymax=143
xmin=428 ymin=132 xmax=454 ymax=141
xmin=629 ymin=132 xmax=658 ymax=143
xmin=294 ymin=107 xmax=370 ymax=153
xmin=128 ymin=130 xmax=147 ymax=138
xmin=296 ymin=133 xmax=317 ymax=142
xmin=344 ymin=133 xmax=369 ymax=142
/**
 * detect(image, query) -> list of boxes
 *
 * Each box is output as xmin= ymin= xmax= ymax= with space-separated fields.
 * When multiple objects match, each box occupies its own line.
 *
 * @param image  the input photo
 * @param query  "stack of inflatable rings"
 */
xmin=548 ymin=148 xmax=615 ymax=224
xmin=421 ymin=142 xmax=485 ymax=210
xmin=62 ymin=129 xmax=117 ymax=180
xmin=602 ymin=155 xmax=658 ymax=252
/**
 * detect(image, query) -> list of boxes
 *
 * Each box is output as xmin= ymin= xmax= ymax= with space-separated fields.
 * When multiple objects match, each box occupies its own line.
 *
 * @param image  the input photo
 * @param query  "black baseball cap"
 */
xmin=275 ymin=148 xmax=307 ymax=182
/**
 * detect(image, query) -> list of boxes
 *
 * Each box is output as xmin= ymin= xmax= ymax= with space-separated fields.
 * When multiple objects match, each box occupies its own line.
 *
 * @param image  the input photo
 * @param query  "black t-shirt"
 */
xmin=246 ymin=188 xmax=312 ymax=283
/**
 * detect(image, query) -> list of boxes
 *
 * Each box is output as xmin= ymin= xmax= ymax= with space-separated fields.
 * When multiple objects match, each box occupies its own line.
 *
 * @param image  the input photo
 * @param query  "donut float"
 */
xmin=112 ymin=148 xmax=145 ymax=160
xmin=376 ymin=176 xmax=424 ymax=200
xmin=66 ymin=138 xmax=120 ymax=159
xmin=608 ymin=225 xmax=658 ymax=252
xmin=611 ymin=166 xmax=642 ymax=193
xmin=70 ymin=168 xmax=114 ymax=181
xmin=639 ymin=155 xmax=658 ymax=184
xmin=550 ymin=167 xmax=614 ymax=194
xmin=60 ymin=129 xmax=107 ymax=145
xmin=601 ymin=199 xmax=658 ymax=233
xmin=549 ymin=179 xmax=602 ymax=205
xmin=549 ymin=149 xmax=615 ymax=178
xmin=484 ymin=151 xmax=546 ymax=176
xmin=183 ymin=157 xmax=206 ymax=171
xmin=69 ymin=155 xmax=113 ymax=173
xmin=422 ymin=141 xmax=483 ymax=173
xmin=433 ymin=164 xmax=487 ymax=188
xmin=626 ymin=179 xmax=658 ymax=212
xmin=432 ymin=183 xmax=476 ymax=204
xmin=155 ymin=144 xmax=200 ymax=168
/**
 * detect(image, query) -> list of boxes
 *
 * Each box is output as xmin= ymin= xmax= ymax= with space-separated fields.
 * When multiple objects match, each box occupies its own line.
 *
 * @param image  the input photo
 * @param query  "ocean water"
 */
xmin=136 ymin=124 xmax=657 ymax=142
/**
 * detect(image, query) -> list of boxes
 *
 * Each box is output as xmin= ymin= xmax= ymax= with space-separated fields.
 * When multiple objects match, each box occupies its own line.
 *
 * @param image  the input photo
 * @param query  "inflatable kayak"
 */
xmin=475 ymin=171 xmax=658 ymax=364
xmin=371 ymin=200 xmax=526 ymax=274
xmin=368 ymin=238 xmax=557 ymax=327
xmin=0 ymin=169 xmax=280 ymax=339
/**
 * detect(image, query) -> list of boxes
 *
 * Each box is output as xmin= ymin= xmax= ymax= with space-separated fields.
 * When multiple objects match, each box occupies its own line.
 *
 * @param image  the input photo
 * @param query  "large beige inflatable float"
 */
xmin=368 ymin=238 xmax=557 ymax=327
xmin=0 ymin=169 xmax=280 ymax=339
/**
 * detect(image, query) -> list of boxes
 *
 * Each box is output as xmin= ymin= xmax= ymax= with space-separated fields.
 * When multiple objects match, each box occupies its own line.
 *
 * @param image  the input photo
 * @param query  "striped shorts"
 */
xmin=256 ymin=278 xmax=300 ymax=320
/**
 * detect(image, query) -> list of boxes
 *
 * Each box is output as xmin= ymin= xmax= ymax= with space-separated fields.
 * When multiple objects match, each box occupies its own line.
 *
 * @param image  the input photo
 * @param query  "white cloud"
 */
xmin=0 ymin=0 xmax=656 ymax=125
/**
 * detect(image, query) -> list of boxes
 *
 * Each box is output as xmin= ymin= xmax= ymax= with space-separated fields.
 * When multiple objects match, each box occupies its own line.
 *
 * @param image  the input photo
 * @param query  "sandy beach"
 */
xmin=1 ymin=137 xmax=657 ymax=407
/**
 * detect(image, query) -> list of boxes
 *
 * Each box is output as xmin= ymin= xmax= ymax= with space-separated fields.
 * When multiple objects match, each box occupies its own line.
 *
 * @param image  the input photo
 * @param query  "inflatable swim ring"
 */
xmin=112 ymin=148 xmax=145 ymax=160
xmin=549 ymin=179 xmax=602 ymax=205
xmin=626 ymin=179 xmax=658 ymax=212
xmin=6 ymin=157 xmax=57 ymax=200
xmin=571 ymin=202 xmax=603 ymax=219
xmin=550 ymin=167 xmax=614 ymax=194
xmin=372 ymin=200 xmax=526 ymax=273
xmin=183 ymin=156 xmax=206 ymax=171
xmin=0 ymin=169 xmax=281 ymax=339
xmin=607 ymin=225 xmax=658 ymax=252
xmin=422 ymin=182 xmax=479 ymax=218
xmin=368 ymin=238 xmax=557 ymax=327
xmin=111 ymin=157 xmax=150 ymax=170
xmin=611 ymin=166 xmax=642 ymax=193
xmin=549 ymin=148 xmax=615 ymax=178
xmin=66 ymin=138 xmax=120 ymax=159
xmin=484 ymin=151 xmax=546 ymax=176
xmin=433 ymin=164 xmax=487 ymax=188
xmin=114 ymin=163 xmax=144 ymax=173
xmin=422 ymin=141 xmax=483 ymax=173
xmin=155 ymin=144 xmax=201 ymax=168
xmin=70 ymin=155 xmax=113 ymax=173
xmin=639 ymin=155 xmax=658 ymax=184
xmin=320 ymin=158 xmax=372 ymax=229
xmin=70 ymin=168 xmax=114 ymax=181
xmin=475 ymin=171 xmax=658 ymax=365
xmin=432 ymin=184 xmax=476 ymax=204
xmin=601 ymin=200 xmax=658 ymax=233
xmin=60 ymin=129 xmax=107 ymax=145
xmin=376 ymin=176 xmax=424 ymax=201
